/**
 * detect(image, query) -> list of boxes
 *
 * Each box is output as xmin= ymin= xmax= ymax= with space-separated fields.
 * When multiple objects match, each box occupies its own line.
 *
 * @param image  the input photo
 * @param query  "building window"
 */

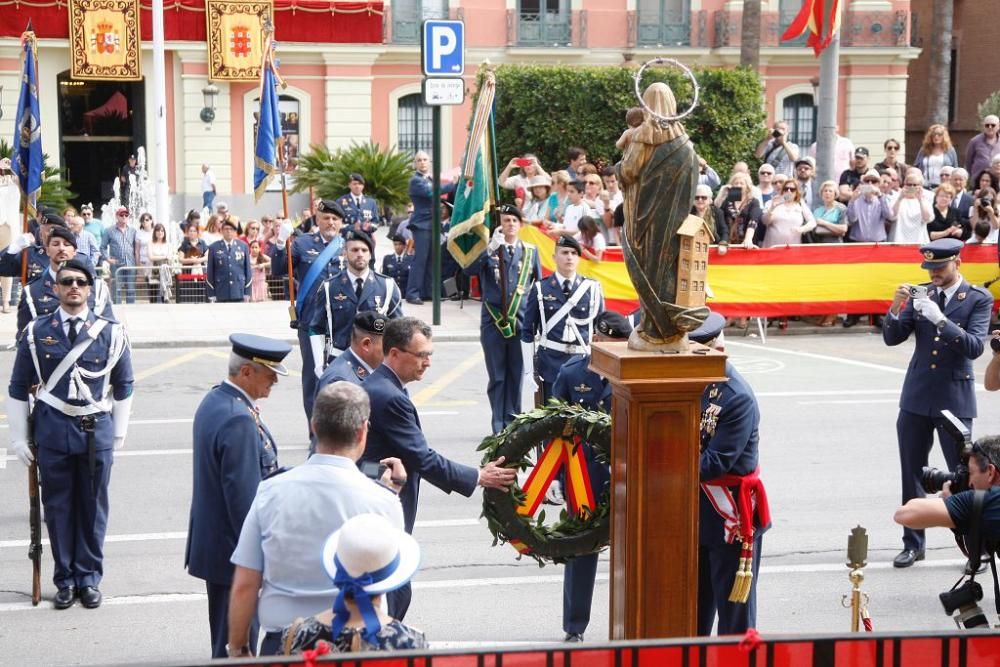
xmin=637 ymin=0 xmax=689 ymax=47
xmin=251 ymin=94 xmax=300 ymax=175
xmin=783 ymin=93 xmax=816 ymax=148
xmin=779 ymin=0 xmax=807 ymax=47
xmin=518 ymin=0 xmax=570 ymax=46
xmin=392 ymin=0 xmax=448 ymax=44
xmin=397 ymin=93 xmax=433 ymax=156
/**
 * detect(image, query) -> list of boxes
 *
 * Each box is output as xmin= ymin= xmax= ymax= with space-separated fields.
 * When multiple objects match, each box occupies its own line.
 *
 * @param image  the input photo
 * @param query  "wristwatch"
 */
xmin=226 ymin=644 xmax=251 ymax=658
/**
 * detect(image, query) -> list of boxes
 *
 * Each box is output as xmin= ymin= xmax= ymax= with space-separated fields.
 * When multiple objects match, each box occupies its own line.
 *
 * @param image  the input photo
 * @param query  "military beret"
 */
xmin=57 ymin=258 xmax=94 ymax=284
xmin=354 ymin=310 xmax=387 ymax=336
xmin=919 ymin=238 xmax=963 ymax=269
xmin=42 ymin=214 xmax=67 ymax=229
xmin=47 ymin=226 xmax=77 ymax=248
xmin=555 ymin=234 xmax=582 ymax=255
xmin=594 ymin=311 xmax=632 ymax=339
xmin=220 ymin=218 xmax=239 ymax=230
xmin=349 ymin=172 xmax=365 ymax=185
xmin=344 ymin=229 xmax=375 ymax=253
xmin=229 ymin=333 xmax=292 ymax=376
xmin=689 ymin=311 xmax=726 ymax=345
xmin=498 ymin=203 xmax=523 ymax=221
xmin=316 ymin=199 xmax=346 ymax=219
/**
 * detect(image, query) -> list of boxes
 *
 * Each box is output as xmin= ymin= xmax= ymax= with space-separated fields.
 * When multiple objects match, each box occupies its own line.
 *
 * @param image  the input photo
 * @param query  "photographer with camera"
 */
xmin=755 ymin=121 xmax=800 ymax=178
xmin=894 ymin=433 xmax=1000 ymax=628
xmin=970 ymin=186 xmax=999 ymax=244
xmin=883 ymin=239 xmax=994 ymax=568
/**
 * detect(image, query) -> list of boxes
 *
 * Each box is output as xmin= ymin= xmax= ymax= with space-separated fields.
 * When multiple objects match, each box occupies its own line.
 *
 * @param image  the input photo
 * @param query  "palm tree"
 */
xmin=926 ymin=0 xmax=954 ymax=126
xmin=740 ymin=0 xmax=761 ymax=70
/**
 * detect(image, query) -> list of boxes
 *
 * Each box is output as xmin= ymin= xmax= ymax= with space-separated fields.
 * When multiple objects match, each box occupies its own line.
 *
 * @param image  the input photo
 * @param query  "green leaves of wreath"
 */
xmin=477 ymin=401 xmax=612 ymax=566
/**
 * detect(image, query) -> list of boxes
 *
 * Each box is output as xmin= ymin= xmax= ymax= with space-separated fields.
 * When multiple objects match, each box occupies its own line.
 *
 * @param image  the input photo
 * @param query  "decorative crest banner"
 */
xmin=69 ymin=0 xmax=142 ymax=80
xmin=206 ymin=0 xmax=273 ymax=81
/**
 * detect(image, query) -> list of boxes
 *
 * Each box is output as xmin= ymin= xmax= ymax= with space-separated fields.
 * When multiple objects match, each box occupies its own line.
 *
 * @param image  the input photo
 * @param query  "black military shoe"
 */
xmin=564 ymin=632 xmax=584 ymax=642
xmin=78 ymin=586 xmax=102 ymax=609
xmin=405 ymin=297 xmax=424 ymax=306
xmin=53 ymin=587 xmax=76 ymax=610
xmin=893 ymin=549 xmax=925 ymax=568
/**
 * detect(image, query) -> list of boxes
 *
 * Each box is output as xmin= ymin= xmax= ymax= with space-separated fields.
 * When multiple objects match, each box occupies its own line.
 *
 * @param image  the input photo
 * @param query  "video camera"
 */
xmin=921 ymin=410 xmax=973 ymax=494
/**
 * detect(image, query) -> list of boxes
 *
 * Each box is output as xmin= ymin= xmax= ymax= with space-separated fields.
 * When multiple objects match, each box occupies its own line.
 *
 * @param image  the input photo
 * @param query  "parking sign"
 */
xmin=422 ymin=20 xmax=464 ymax=77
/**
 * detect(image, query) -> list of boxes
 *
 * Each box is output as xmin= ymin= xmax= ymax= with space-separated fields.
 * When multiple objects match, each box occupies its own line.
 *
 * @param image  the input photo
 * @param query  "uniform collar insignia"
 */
xmin=958 ymin=292 xmax=967 ymax=300
xmin=334 ymin=293 xmax=348 ymax=301
xmin=574 ymin=383 xmax=591 ymax=393
xmin=41 ymin=336 xmax=58 ymax=345
xmin=356 ymin=366 xmax=367 ymax=378
xmin=708 ymin=385 xmax=720 ymax=399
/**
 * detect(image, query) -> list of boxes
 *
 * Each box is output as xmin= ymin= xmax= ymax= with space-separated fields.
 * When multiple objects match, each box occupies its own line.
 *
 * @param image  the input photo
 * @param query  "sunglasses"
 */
xmin=783 ymin=186 xmax=797 ymax=192
xmin=987 ymin=124 xmax=998 ymax=128
xmin=758 ymin=170 xmax=774 ymax=176
xmin=58 ymin=277 xmax=90 ymax=287
xmin=973 ymin=443 xmax=1000 ymax=471
xmin=864 ymin=179 xmax=880 ymax=184
xmin=905 ymin=182 xmax=921 ymax=186
xmin=694 ymin=195 xmax=710 ymax=201
xmin=886 ymin=145 xmax=899 ymax=150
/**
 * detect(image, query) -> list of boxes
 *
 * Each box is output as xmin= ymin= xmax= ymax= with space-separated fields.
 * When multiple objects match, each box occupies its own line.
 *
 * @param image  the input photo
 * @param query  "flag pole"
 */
xmin=815 ymin=0 xmax=841 ymax=186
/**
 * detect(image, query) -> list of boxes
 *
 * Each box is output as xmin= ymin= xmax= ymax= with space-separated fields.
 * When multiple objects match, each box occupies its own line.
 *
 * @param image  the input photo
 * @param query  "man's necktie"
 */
xmin=355 ymin=277 xmax=364 ymax=299
xmin=67 ymin=317 xmax=79 ymax=344
xmin=938 ymin=289 xmax=947 ymax=310
xmin=562 ymin=279 xmax=571 ymax=296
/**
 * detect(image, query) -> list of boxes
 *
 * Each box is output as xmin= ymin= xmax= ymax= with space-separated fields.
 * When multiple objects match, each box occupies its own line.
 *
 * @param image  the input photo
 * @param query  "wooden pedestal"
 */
xmin=590 ymin=341 xmax=727 ymax=640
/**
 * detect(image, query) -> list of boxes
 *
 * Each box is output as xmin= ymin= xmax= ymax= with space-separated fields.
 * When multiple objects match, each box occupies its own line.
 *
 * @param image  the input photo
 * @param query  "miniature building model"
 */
xmin=675 ymin=214 xmax=715 ymax=308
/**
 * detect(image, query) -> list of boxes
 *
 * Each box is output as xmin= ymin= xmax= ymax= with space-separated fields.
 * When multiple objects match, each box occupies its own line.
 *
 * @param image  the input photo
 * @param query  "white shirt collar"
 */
xmin=305 ymin=453 xmax=359 ymax=469
xmin=58 ymin=306 xmax=90 ymax=323
xmin=348 ymin=267 xmax=371 ymax=284
xmin=940 ymin=276 xmax=964 ymax=303
xmin=48 ymin=267 xmax=59 ymax=282
xmin=352 ymin=349 xmax=374 ymax=374
xmin=556 ymin=272 xmax=577 ymax=284
xmin=223 ymin=379 xmax=258 ymax=408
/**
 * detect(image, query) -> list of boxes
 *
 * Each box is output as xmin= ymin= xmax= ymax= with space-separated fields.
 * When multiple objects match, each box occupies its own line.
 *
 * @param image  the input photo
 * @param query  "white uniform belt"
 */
xmin=539 ymin=340 xmax=589 ymax=355
xmin=36 ymin=389 xmax=110 ymax=417
xmin=330 ymin=346 xmax=344 ymax=357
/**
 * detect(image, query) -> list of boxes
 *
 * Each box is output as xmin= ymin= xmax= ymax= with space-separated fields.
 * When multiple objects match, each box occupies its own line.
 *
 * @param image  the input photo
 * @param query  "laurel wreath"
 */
xmin=477 ymin=401 xmax=612 ymax=566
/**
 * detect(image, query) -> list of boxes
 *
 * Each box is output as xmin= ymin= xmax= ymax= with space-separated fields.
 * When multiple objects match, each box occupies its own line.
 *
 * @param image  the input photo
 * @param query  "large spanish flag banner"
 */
xmin=519 ymin=226 xmax=1000 ymax=317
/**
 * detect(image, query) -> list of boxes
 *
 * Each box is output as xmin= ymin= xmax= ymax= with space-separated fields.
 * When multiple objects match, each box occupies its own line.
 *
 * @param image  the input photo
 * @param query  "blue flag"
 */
xmin=11 ymin=27 xmax=43 ymax=214
xmin=253 ymin=45 xmax=283 ymax=202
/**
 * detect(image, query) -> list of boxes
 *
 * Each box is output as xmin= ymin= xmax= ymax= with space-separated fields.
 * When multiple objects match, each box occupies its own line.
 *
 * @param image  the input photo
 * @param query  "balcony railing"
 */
xmin=635 ymin=9 xmax=691 ymax=47
xmin=516 ymin=11 xmax=573 ymax=46
xmin=714 ymin=9 xmax=909 ymax=48
xmin=389 ymin=2 xmax=448 ymax=44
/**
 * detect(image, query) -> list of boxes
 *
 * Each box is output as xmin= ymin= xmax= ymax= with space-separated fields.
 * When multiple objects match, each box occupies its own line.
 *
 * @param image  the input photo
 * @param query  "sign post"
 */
xmin=421 ymin=19 xmax=465 ymax=326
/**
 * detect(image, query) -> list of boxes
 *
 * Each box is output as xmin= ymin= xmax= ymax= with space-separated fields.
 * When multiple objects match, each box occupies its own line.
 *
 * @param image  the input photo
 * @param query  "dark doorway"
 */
xmin=57 ymin=72 xmax=145 ymax=208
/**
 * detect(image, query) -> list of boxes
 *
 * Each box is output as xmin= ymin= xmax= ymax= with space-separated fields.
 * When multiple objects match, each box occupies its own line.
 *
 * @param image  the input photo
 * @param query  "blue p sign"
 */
xmin=422 ymin=20 xmax=464 ymax=77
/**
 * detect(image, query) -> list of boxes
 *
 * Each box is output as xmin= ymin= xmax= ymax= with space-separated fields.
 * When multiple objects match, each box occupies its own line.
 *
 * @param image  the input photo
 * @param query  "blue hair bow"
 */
xmin=330 ymin=553 xmax=400 ymax=646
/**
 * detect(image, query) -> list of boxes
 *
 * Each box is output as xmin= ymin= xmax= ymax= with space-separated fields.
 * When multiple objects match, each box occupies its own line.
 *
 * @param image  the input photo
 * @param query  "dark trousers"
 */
xmin=563 ymin=553 xmax=599 ymax=635
xmin=38 ymin=447 xmax=113 ymax=589
xmin=206 ymin=581 xmax=259 ymax=659
xmin=697 ymin=534 xmax=763 ymax=636
xmin=405 ymin=228 xmax=432 ymax=300
xmin=896 ymin=409 xmax=967 ymax=551
xmin=297 ymin=327 xmax=318 ymax=423
xmin=259 ymin=631 xmax=283 ymax=656
xmin=387 ymin=582 xmax=412 ymax=621
xmin=482 ymin=324 xmax=523 ymax=434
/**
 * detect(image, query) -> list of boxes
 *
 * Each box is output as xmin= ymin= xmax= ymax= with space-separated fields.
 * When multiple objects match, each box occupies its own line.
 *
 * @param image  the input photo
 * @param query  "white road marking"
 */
xmin=0 ymin=413 xmax=459 ymax=430
xmin=0 ymin=519 xmax=482 ymax=549
xmin=0 ymin=448 xmax=5 ymax=469
xmin=726 ymin=341 xmax=908 ymax=375
xmin=796 ymin=399 xmax=900 ymax=405
xmin=0 ymin=558 xmax=971 ymax=612
xmin=756 ymin=389 xmax=899 ymax=398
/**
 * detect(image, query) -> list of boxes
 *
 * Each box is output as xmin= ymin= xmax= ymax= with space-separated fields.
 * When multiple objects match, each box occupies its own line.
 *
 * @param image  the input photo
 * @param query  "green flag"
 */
xmin=447 ymin=71 xmax=498 ymax=269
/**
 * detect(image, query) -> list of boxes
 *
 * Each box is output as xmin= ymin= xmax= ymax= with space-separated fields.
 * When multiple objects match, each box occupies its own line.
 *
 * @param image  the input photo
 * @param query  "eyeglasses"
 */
xmin=864 ymin=179 xmax=880 ymax=184
xmin=694 ymin=195 xmax=710 ymax=201
xmin=58 ymin=277 xmax=90 ymax=287
xmin=973 ymin=443 xmax=1000 ymax=471
xmin=886 ymin=145 xmax=899 ymax=150
xmin=399 ymin=348 xmax=433 ymax=360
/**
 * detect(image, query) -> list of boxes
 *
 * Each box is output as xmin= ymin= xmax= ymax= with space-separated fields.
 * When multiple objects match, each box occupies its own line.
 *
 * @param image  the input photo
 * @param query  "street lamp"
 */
xmin=200 ymin=83 xmax=219 ymax=124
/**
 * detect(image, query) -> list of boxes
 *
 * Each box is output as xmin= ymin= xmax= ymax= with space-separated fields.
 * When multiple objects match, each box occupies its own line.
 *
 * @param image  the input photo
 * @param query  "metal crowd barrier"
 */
xmin=109 ymin=265 xmax=286 ymax=304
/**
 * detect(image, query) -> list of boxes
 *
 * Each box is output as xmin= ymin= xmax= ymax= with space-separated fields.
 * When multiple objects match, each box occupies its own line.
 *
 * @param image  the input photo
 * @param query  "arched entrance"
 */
xmin=57 ymin=71 xmax=145 ymax=207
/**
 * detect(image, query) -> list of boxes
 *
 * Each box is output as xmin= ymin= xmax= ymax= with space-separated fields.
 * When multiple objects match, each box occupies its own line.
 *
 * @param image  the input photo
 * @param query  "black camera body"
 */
xmin=940 ymin=580 xmax=989 ymax=628
xmin=981 ymin=196 xmax=994 ymax=208
xmin=921 ymin=410 xmax=973 ymax=494
xmin=772 ymin=129 xmax=782 ymax=139
xmin=992 ymin=335 xmax=1000 ymax=354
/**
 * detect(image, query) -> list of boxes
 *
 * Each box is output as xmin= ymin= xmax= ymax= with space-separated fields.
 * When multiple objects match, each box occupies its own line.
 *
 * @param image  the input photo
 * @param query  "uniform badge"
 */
xmin=307 ymin=249 xmax=319 ymax=256
xmin=958 ymin=292 xmax=967 ymax=301
xmin=700 ymin=403 xmax=722 ymax=435
xmin=356 ymin=366 xmax=367 ymax=378
xmin=334 ymin=294 xmax=348 ymax=301
xmin=234 ymin=251 xmax=244 ymax=261
xmin=574 ymin=383 xmax=592 ymax=393
xmin=41 ymin=336 xmax=58 ymax=345
xmin=923 ymin=250 xmax=936 ymax=261
xmin=375 ymin=295 xmax=383 ymax=310
xmin=708 ymin=385 xmax=720 ymax=399
xmin=543 ymin=294 xmax=557 ymax=301
xmin=40 ymin=296 xmax=51 ymax=303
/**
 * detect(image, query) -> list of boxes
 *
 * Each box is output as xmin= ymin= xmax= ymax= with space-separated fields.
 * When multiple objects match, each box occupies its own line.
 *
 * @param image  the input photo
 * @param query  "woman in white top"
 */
xmin=522 ymin=174 xmax=554 ymax=225
xmin=498 ymin=154 xmax=548 ymax=207
xmin=201 ymin=215 xmax=222 ymax=246
xmin=762 ymin=180 xmax=816 ymax=247
xmin=890 ymin=171 xmax=933 ymax=243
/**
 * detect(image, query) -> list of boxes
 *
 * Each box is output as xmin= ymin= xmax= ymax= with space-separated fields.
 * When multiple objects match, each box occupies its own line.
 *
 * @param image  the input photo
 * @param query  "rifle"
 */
xmin=27 ymin=403 xmax=41 ymax=606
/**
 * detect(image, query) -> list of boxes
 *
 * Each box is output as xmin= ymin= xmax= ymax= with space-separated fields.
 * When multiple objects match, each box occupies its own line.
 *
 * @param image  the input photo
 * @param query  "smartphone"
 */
xmin=726 ymin=187 xmax=743 ymax=203
xmin=515 ymin=157 xmax=532 ymax=168
xmin=360 ymin=461 xmax=387 ymax=480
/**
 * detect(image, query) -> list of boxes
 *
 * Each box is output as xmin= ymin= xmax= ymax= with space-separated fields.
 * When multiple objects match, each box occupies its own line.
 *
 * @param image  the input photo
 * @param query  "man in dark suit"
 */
xmin=883 ymin=238 xmax=994 ymax=568
xmin=404 ymin=152 xmax=455 ymax=304
xmin=950 ymin=168 xmax=974 ymax=229
xmin=360 ymin=316 xmax=516 ymax=618
xmin=185 ymin=334 xmax=291 ymax=658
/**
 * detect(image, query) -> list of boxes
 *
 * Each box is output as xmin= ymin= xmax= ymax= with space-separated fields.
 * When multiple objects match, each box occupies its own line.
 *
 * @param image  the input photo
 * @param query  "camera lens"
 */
xmin=921 ymin=466 xmax=956 ymax=494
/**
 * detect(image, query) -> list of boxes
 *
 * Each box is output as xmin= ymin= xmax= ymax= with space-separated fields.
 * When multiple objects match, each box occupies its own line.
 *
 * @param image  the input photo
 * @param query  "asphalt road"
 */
xmin=1 ymin=332 xmax=999 ymax=665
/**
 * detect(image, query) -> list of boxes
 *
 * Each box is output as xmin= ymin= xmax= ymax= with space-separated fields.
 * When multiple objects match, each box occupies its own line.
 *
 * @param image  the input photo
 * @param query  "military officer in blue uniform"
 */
xmin=271 ymin=199 xmax=346 ymax=421
xmin=185 ymin=333 xmax=291 ymax=658
xmin=7 ymin=259 xmax=134 ymax=610
xmin=1 ymin=214 xmax=94 ymax=284
xmin=692 ymin=312 xmax=771 ymax=636
xmin=17 ymin=226 xmax=113 ymax=334
xmin=338 ymin=172 xmax=380 ymax=235
xmin=521 ymin=235 xmax=604 ymax=402
xmin=462 ymin=204 xmax=542 ymax=433
xmin=315 ymin=311 xmax=386 ymax=395
xmin=551 ymin=310 xmax=630 ymax=642
xmin=405 ymin=151 xmax=455 ymax=304
xmin=206 ymin=219 xmax=251 ymax=303
xmin=883 ymin=238 xmax=994 ymax=568
xmin=381 ymin=234 xmax=412 ymax=289
xmin=308 ymin=229 xmax=402 ymax=378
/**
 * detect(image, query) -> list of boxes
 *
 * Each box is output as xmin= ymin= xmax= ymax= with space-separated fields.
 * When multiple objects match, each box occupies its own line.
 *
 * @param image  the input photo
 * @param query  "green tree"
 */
xmin=977 ymin=91 xmax=1000 ymax=122
xmin=290 ymin=141 xmax=413 ymax=214
xmin=486 ymin=65 xmax=764 ymax=182
xmin=0 ymin=139 xmax=76 ymax=213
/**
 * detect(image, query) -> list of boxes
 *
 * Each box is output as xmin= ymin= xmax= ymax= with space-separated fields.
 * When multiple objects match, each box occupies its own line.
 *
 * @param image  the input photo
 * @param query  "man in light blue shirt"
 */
xmin=226 ymin=382 xmax=406 ymax=658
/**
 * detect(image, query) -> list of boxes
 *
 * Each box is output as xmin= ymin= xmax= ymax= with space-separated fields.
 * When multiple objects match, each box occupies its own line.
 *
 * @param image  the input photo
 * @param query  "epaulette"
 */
xmin=971 ymin=284 xmax=992 ymax=296
xmin=96 ymin=313 xmax=121 ymax=325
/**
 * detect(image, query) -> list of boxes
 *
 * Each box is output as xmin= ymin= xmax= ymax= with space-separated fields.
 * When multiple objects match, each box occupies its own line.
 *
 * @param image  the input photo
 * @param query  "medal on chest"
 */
xmin=700 ymin=402 xmax=722 ymax=436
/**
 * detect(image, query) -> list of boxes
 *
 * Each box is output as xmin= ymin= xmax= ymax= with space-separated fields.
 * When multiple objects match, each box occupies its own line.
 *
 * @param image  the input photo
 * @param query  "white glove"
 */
xmin=277 ymin=222 xmax=293 ymax=244
xmin=309 ymin=334 xmax=327 ymax=378
xmin=208 ymin=297 xmax=217 ymax=303
xmin=520 ymin=342 xmax=538 ymax=410
xmin=913 ymin=297 xmax=946 ymax=325
xmin=488 ymin=227 xmax=504 ymax=253
xmin=112 ymin=395 xmax=133 ymax=450
xmin=6 ymin=397 xmax=32 ymax=466
xmin=7 ymin=233 xmax=34 ymax=254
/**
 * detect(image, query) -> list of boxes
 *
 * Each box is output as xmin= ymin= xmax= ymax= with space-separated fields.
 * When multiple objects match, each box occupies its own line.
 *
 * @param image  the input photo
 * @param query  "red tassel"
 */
xmin=302 ymin=640 xmax=331 ymax=667
xmin=738 ymin=627 xmax=763 ymax=653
